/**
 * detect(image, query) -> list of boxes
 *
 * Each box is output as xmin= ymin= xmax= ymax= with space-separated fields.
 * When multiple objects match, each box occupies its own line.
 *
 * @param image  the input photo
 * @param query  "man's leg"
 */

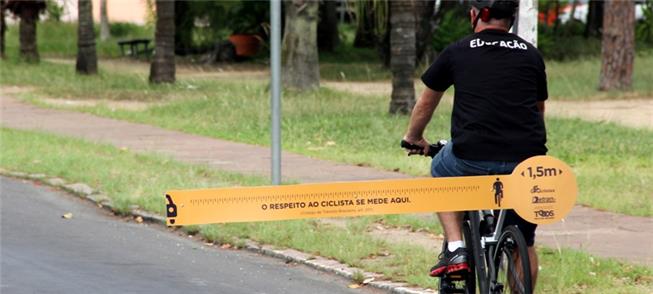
xmin=429 ymin=211 xmax=468 ymax=277
xmin=428 ymin=143 xmax=469 ymax=277
xmin=438 ymin=211 xmax=464 ymax=241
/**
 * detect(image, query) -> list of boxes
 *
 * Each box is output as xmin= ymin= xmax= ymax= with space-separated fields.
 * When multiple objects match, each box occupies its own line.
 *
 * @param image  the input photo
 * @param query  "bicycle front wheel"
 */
xmin=492 ymin=226 xmax=532 ymax=294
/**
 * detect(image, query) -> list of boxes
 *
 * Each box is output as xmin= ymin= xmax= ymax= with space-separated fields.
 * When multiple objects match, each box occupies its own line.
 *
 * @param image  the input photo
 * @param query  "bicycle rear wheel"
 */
xmin=492 ymin=226 xmax=532 ymax=294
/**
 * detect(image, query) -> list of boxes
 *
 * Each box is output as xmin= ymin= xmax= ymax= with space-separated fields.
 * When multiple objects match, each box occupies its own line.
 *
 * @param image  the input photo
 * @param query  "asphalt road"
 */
xmin=0 ymin=177 xmax=382 ymax=294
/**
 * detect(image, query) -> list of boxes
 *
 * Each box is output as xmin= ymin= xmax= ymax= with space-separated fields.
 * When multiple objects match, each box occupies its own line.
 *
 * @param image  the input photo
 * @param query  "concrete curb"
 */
xmin=0 ymin=170 xmax=437 ymax=294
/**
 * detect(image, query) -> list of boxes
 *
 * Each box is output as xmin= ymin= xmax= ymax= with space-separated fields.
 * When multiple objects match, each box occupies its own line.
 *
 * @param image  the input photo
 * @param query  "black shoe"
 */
xmin=429 ymin=247 xmax=470 ymax=277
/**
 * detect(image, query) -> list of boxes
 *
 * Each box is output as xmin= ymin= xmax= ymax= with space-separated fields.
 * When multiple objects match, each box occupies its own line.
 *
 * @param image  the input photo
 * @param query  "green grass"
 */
xmin=4 ymin=21 xmax=153 ymax=59
xmin=1 ymin=128 xmax=651 ymax=293
xmin=546 ymin=51 xmax=653 ymax=100
xmin=2 ymin=58 xmax=651 ymax=216
xmin=4 ymin=59 xmax=648 ymax=216
xmin=5 ymin=20 xmax=653 ymax=98
xmin=0 ymin=128 xmax=267 ymax=213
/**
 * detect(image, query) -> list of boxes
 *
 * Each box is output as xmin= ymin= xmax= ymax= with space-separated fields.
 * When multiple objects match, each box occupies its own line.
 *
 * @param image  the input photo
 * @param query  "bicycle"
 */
xmin=401 ymin=140 xmax=533 ymax=294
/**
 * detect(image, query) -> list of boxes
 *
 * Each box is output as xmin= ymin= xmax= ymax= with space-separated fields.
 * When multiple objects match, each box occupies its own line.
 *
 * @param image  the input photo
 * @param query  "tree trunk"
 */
xmin=149 ymin=0 xmax=175 ymax=84
xmin=415 ymin=0 xmax=436 ymax=64
xmin=318 ymin=0 xmax=339 ymax=52
xmin=389 ymin=0 xmax=416 ymax=115
xmin=569 ymin=0 xmax=578 ymax=22
xmin=19 ymin=6 xmax=39 ymax=62
xmin=76 ymin=0 xmax=97 ymax=75
xmin=599 ymin=0 xmax=635 ymax=91
xmin=100 ymin=0 xmax=110 ymax=41
xmin=282 ymin=0 xmax=319 ymax=91
xmin=173 ymin=1 xmax=192 ymax=55
xmin=553 ymin=0 xmax=561 ymax=33
xmin=585 ymin=0 xmax=604 ymax=38
xmin=1 ymin=0 xmax=6 ymax=59
xmin=354 ymin=0 xmax=377 ymax=48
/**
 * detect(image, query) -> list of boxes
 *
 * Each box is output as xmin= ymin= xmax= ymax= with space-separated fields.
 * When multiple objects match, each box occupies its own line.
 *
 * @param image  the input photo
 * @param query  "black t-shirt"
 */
xmin=421 ymin=29 xmax=548 ymax=162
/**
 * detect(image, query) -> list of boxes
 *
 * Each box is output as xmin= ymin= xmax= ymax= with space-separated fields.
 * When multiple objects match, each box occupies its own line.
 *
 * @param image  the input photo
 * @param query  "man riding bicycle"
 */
xmin=402 ymin=0 xmax=547 ymax=290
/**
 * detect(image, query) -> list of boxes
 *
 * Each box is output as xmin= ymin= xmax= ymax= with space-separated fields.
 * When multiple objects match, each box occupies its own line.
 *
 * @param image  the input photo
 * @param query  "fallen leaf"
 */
xmin=325 ymin=141 xmax=336 ymax=146
xmin=362 ymin=277 xmax=375 ymax=284
xmin=134 ymin=216 xmax=143 ymax=223
xmin=348 ymin=284 xmax=361 ymax=289
xmin=62 ymin=212 xmax=73 ymax=219
xmin=220 ymin=243 xmax=232 ymax=249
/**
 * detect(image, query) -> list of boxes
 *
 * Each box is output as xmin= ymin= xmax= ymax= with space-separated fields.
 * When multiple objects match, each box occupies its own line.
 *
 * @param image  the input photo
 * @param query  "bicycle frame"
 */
xmin=467 ymin=209 xmax=511 ymax=293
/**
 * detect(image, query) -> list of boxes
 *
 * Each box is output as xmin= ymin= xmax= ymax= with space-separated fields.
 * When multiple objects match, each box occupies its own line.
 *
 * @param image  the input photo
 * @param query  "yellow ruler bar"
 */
xmin=165 ymin=156 xmax=577 ymax=226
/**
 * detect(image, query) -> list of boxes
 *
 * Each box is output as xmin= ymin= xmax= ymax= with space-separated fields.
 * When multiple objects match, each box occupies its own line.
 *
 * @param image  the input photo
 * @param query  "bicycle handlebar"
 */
xmin=400 ymin=139 xmax=447 ymax=158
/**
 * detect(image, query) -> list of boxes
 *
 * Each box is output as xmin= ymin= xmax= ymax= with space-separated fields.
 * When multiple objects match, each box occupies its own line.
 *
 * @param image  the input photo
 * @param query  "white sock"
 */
xmin=447 ymin=240 xmax=465 ymax=252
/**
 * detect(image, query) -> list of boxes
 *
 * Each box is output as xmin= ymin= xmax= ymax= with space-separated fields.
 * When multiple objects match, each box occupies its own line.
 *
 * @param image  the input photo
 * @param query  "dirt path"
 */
xmin=43 ymin=59 xmax=653 ymax=130
xmin=2 ymin=94 xmax=651 ymax=267
xmin=323 ymin=81 xmax=653 ymax=130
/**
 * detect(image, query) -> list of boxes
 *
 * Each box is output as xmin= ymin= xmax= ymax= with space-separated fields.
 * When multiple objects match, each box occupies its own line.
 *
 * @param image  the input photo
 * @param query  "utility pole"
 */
xmin=270 ymin=0 xmax=282 ymax=185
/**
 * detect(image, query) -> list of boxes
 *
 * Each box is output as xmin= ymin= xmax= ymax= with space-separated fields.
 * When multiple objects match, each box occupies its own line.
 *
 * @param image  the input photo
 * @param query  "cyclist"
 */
xmin=402 ymin=0 xmax=547 ymax=289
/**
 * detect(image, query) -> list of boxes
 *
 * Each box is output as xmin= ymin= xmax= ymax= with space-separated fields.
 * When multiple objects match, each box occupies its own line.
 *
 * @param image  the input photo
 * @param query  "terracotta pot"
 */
xmin=228 ymin=34 xmax=261 ymax=57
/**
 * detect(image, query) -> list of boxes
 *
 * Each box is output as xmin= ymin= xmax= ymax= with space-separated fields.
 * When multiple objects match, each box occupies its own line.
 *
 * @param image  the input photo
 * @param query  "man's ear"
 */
xmin=470 ymin=9 xmax=476 ymax=26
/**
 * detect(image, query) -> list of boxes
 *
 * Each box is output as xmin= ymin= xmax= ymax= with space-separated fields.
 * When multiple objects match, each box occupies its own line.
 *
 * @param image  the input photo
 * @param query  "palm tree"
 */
xmin=318 ymin=0 xmax=339 ymax=52
xmin=599 ymin=0 xmax=635 ymax=91
xmin=76 ymin=0 xmax=97 ymax=74
xmin=149 ymin=0 xmax=175 ymax=84
xmin=5 ymin=0 xmax=46 ymax=62
xmin=282 ymin=0 xmax=319 ymax=91
xmin=389 ymin=0 xmax=416 ymax=114
xmin=99 ymin=0 xmax=110 ymax=41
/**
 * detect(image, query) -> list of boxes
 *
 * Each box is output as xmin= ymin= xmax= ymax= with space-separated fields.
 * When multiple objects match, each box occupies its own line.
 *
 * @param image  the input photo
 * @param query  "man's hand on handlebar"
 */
xmin=401 ymin=138 xmax=448 ymax=158
xmin=401 ymin=136 xmax=431 ymax=157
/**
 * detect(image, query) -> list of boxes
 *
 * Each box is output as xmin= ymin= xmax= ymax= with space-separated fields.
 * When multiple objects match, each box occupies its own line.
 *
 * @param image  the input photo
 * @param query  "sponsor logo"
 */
xmin=532 ymin=196 xmax=556 ymax=204
xmin=531 ymin=185 xmax=555 ymax=193
xmin=534 ymin=210 xmax=555 ymax=219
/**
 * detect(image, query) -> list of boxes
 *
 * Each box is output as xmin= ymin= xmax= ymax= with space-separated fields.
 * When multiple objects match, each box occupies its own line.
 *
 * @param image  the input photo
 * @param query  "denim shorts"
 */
xmin=431 ymin=143 xmax=537 ymax=246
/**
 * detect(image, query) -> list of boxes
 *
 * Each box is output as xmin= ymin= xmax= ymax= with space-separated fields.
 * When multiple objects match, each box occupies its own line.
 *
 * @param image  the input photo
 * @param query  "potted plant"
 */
xmin=226 ymin=1 xmax=268 ymax=57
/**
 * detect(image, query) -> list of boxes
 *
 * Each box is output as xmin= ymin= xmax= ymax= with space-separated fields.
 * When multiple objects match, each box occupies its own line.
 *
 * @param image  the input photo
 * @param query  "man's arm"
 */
xmin=537 ymin=101 xmax=545 ymax=118
xmin=403 ymin=88 xmax=445 ymax=155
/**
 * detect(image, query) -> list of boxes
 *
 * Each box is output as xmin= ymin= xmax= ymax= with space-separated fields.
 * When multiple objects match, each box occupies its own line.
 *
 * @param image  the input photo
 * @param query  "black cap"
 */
xmin=471 ymin=0 xmax=519 ymax=19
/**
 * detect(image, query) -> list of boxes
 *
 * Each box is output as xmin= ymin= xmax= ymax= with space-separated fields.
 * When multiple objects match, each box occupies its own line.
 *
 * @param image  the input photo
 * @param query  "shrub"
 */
xmin=431 ymin=9 xmax=471 ymax=53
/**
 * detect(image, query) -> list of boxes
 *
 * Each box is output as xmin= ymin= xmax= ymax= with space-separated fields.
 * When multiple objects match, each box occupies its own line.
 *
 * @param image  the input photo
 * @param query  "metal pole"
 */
xmin=270 ymin=0 xmax=282 ymax=185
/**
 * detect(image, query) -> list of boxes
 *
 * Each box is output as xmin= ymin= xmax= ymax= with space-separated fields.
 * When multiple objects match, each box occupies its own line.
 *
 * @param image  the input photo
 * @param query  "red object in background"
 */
xmin=228 ymin=34 xmax=261 ymax=57
xmin=538 ymin=9 xmax=560 ymax=27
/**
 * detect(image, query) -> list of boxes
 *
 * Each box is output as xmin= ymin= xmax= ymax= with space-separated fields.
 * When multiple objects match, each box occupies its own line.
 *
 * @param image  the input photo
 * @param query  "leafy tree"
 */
xmin=5 ymin=0 xmax=46 ymax=62
xmin=318 ymin=0 xmax=339 ymax=52
xmin=150 ymin=0 xmax=175 ymax=84
xmin=637 ymin=0 xmax=653 ymax=45
xmin=1 ymin=0 xmax=6 ymax=59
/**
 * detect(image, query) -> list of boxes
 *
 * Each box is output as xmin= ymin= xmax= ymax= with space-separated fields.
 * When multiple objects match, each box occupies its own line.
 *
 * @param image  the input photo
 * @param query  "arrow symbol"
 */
xmin=521 ymin=171 xmax=525 ymax=177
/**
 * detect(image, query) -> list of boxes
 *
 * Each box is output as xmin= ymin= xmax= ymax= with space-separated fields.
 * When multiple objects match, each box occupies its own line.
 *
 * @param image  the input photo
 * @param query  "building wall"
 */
xmin=55 ymin=0 xmax=149 ymax=24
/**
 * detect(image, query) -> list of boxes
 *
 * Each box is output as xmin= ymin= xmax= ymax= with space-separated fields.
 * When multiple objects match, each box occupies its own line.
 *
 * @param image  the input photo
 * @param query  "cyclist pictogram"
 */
xmin=492 ymin=178 xmax=504 ymax=207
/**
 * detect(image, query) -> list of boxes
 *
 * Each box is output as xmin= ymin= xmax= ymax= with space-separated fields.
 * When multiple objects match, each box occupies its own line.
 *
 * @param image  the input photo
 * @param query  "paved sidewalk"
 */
xmin=1 ymin=95 xmax=651 ymax=266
